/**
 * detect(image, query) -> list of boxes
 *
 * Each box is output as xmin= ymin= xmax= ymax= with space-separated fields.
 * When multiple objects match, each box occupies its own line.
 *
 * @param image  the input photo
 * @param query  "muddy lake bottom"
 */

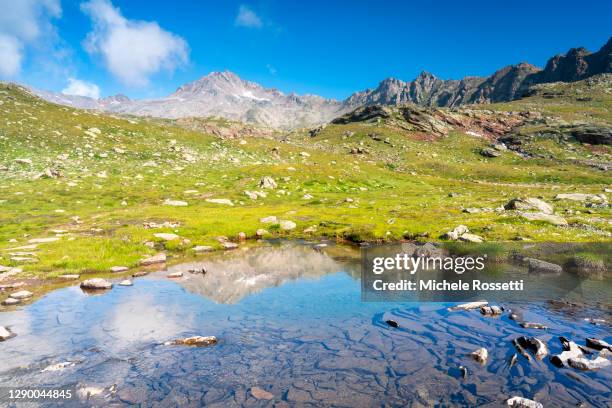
xmin=0 ymin=245 xmax=610 ymax=407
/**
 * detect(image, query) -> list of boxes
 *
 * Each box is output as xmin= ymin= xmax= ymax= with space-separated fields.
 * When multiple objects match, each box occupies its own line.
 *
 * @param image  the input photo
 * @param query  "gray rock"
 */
xmin=153 ymin=233 xmax=179 ymax=241
xmin=505 ymin=197 xmax=553 ymax=214
xmin=555 ymin=193 xmax=606 ymax=202
xmin=164 ymin=335 xmax=217 ymax=346
xmin=568 ymin=356 xmax=611 ymax=370
xmin=80 ymin=278 xmax=112 ymax=290
xmin=119 ymin=280 xmax=133 ymax=286
xmin=470 ymin=347 xmax=488 ymax=364
xmin=480 ymin=305 xmax=502 ymax=315
xmin=260 ymin=216 xmax=278 ymax=224
xmin=586 ymin=337 xmax=612 ymax=351
xmin=2 ymin=297 xmax=20 ymax=306
xmin=443 ymin=225 xmax=469 ymax=240
xmin=9 ymin=290 xmax=33 ymax=300
xmin=167 ymin=271 xmax=183 ymax=278
xmin=193 ymin=245 xmax=213 ymax=252
xmin=259 ymin=176 xmax=277 ymax=189
xmin=279 ymin=220 xmax=297 ymax=231
xmin=480 ymin=148 xmax=501 ymax=158
xmin=516 ymin=336 xmax=548 ymax=360
xmin=448 ymin=301 xmax=488 ymax=311
xmin=110 ymin=266 xmax=129 ymax=273
xmin=525 ymin=258 xmax=563 ymax=274
xmin=459 ymin=233 xmax=484 ymax=243
xmin=0 ymin=326 xmax=13 ymax=341
xmin=140 ymin=253 xmax=166 ymax=266
xmin=507 ymin=396 xmax=543 ymax=408
xmin=520 ymin=212 xmax=568 ymax=225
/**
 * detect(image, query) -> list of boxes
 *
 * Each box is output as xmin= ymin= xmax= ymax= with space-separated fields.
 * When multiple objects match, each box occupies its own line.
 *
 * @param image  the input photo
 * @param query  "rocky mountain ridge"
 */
xmin=30 ymin=37 xmax=611 ymax=129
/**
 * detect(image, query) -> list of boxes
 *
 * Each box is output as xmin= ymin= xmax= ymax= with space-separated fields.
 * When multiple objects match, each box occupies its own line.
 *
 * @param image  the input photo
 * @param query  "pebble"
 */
xmin=250 ymin=387 xmax=274 ymax=400
xmin=80 ymin=278 xmax=112 ymax=290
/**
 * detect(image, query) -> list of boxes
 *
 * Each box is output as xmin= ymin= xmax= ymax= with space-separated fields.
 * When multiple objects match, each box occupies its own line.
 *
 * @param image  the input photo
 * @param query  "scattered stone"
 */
xmin=132 ymin=271 xmax=149 ymax=278
xmin=519 ymin=322 xmax=548 ymax=329
xmin=520 ymin=212 xmax=568 ymax=226
xmin=255 ymin=229 xmax=268 ymax=238
xmin=300 ymin=151 xmax=310 ymax=158
xmin=470 ymin=347 xmax=488 ymax=364
xmin=77 ymin=386 xmax=104 ymax=400
xmin=279 ymin=220 xmax=297 ymax=231
xmin=259 ymin=176 xmax=277 ymax=189
xmin=303 ymin=225 xmax=317 ymax=234
xmin=480 ymin=305 xmax=502 ymax=316
xmin=167 ymin=271 xmax=183 ymax=278
xmin=585 ymin=337 xmax=612 ymax=351
xmin=35 ymin=168 xmax=62 ymax=179
xmin=555 ymin=193 xmax=606 ymax=202
xmin=525 ymin=258 xmax=562 ymax=274
xmin=480 ymin=148 xmax=500 ymax=158
xmin=222 ymin=242 xmax=239 ymax=250
xmin=164 ymin=336 xmax=217 ymax=347
xmin=80 ymin=278 xmax=112 ymax=290
xmin=0 ymin=326 xmax=14 ymax=341
xmin=568 ymin=356 xmax=611 ymax=370
xmin=193 ymin=245 xmax=213 ymax=253
xmin=385 ymin=319 xmax=399 ymax=328
xmin=551 ymin=338 xmax=584 ymax=367
xmin=237 ymin=232 xmax=247 ymax=241
xmin=506 ymin=396 xmax=543 ymax=408
xmin=2 ymin=297 xmax=20 ymax=306
xmin=302 ymin=194 xmax=314 ymax=199
xmin=163 ymin=199 xmax=188 ymax=207
xmin=153 ymin=233 xmax=179 ymax=241
xmin=448 ymin=301 xmax=488 ymax=311
xmin=443 ymin=225 xmax=469 ymax=240
xmin=515 ymin=336 xmax=548 ymax=360
xmin=504 ymin=198 xmax=553 ymax=215
xmin=15 ymin=158 xmax=32 ymax=165
xmin=119 ymin=280 xmax=133 ymax=286
xmin=260 ymin=216 xmax=278 ymax=224
xmin=250 ymin=387 xmax=274 ymax=400
xmin=9 ymin=290 xmax=32 ymax=300
xmin=459 ymin=233 xmax=484 ymax=243
xmin=206 ymin=198 xmax=233 ymax=206
xmin=140 ymin=253 xmax=166 ymax=266
xmin=110 ymin=266 xmax=129 ymax=273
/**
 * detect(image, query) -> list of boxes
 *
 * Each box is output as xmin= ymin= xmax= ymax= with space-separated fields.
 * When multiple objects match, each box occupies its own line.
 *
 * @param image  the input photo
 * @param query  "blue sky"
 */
xmin=1 ymin=0 xmax=610 ymax=100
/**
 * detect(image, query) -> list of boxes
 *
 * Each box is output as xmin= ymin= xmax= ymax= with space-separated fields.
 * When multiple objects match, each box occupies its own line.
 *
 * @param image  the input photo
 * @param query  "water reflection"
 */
xmin=0 ymin=243 xmax=609 ymax=407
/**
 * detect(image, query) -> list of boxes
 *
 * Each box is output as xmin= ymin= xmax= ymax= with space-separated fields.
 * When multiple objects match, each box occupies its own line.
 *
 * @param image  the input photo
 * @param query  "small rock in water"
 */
xmin=509 ymin=353 xmax=518 ymax=367
xmin=480 ymin=305 xmax=502 ymax=316
xmin=506 ymin=396 xmax=543 ymax=408
xmin=58 ymin=274 xmax=80 ymax=280
xmin=188 ymin=268 xmax=206 ymax=275
xmin=525 ymin=258 xmax=562 ymax=274
xmin=385 ymin=319 xmax=399 ymax=328
xmin=167 ymin=271 xmax=183 ymax=278
xmin=551 ymin=338 xmax=584 ymax=367
xmin=42 ymin=361 xmax=76 ymax=372
xmin=119 ymin=280 xmax=133 ymax=286
xmin=0 ymin=326 xmax=14 ymax=341
xmin=110 ymin=266 xmax=128 ymax=273
xmin=568 ymin=356 xmax=611 ymax=370
xmin=519 ymin=322 xmax=548 ymax=329
xmin=515 ymin=336 xmax=548 ymax=360
xmin=132 ymin=271 xmax=149 ymax=277
xmin=140 ymin=253 xmax=166 ymax=266
xmin=448 ymin=301 xmax=488 ymax=311
xmin=585 ymin=337 xmax=612 ymax=351
xmin=193 ymin=245 xmax=213 ymax=252
xmin=2 ymin=297 xmax=20 ymax=306
xmin=165 ymin=336 xmax=217 ymax=347
xmin=80 ymin=278 xmax=112 ymax=290
xmin=250 ymin=387 xmax=274 ymax=400
xmin=9 ymin=290 xmax=33 ymax=300
xmin=459 ymin=365 xmax=468 ymax=378
xmin=222 ymin=242 xmax=239 ymax=250
xmin=470 ymin=347 xmax=488 ymax=364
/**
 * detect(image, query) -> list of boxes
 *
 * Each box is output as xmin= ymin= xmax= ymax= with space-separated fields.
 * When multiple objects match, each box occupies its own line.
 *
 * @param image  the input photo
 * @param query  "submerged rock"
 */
xmin=470 ymin=347 xmax=488 ymax=364
xmin=42 ymin=361 xmax=76 ymax=372
xmin=385 ymin=319 xmax=399 ymax=328
xmin=80 ymin=278 xmax=112 ymax=290
xmin=507 ymin=396 xmax=543 ymax=408
xmin=551 ymin=338 xmax=584 ymax=367
xmin=250 ymin=387 xmax=274 ymax=400
xmin=519 ymin=322 xmax=548 ymax=329
xmin=448 ymin=301 xmax=488 ymax=311
xmin=164 ymin=336 xmax=217 ymax=347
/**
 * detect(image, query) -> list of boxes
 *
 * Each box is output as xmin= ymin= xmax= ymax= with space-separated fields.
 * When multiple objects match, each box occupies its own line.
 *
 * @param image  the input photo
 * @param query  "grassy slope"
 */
xmin=0 ymin=81 xmax=610 ymax=280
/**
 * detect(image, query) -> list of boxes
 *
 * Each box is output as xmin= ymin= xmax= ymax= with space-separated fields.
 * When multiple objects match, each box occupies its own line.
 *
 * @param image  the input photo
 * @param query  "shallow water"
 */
xmin=0 ymin=244 xmax=610 ymax=407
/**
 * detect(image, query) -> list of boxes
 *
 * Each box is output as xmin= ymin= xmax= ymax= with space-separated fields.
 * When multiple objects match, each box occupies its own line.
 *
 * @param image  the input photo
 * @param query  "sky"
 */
xmin=0 ymin=0 xmax=610 ymax=100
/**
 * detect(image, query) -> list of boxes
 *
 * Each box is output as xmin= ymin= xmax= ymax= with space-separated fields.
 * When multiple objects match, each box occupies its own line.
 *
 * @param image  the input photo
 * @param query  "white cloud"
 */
xmin=235 ymin=5 xmax=263 ymax=28
xmin=266 ymin=64 xmax=277 ymax=75
xmin=0 ymin=0 xmax=61 ymax=77
xmin=81 ymin=0 xmax=189 ymax=87
xmin=62 ymin=77 xmax=101 ymax=99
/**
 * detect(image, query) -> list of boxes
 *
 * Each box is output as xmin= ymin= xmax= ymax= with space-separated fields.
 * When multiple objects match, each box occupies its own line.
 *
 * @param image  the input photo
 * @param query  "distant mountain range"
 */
xmin=33 ymin=37 xmax=611 ymax=129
